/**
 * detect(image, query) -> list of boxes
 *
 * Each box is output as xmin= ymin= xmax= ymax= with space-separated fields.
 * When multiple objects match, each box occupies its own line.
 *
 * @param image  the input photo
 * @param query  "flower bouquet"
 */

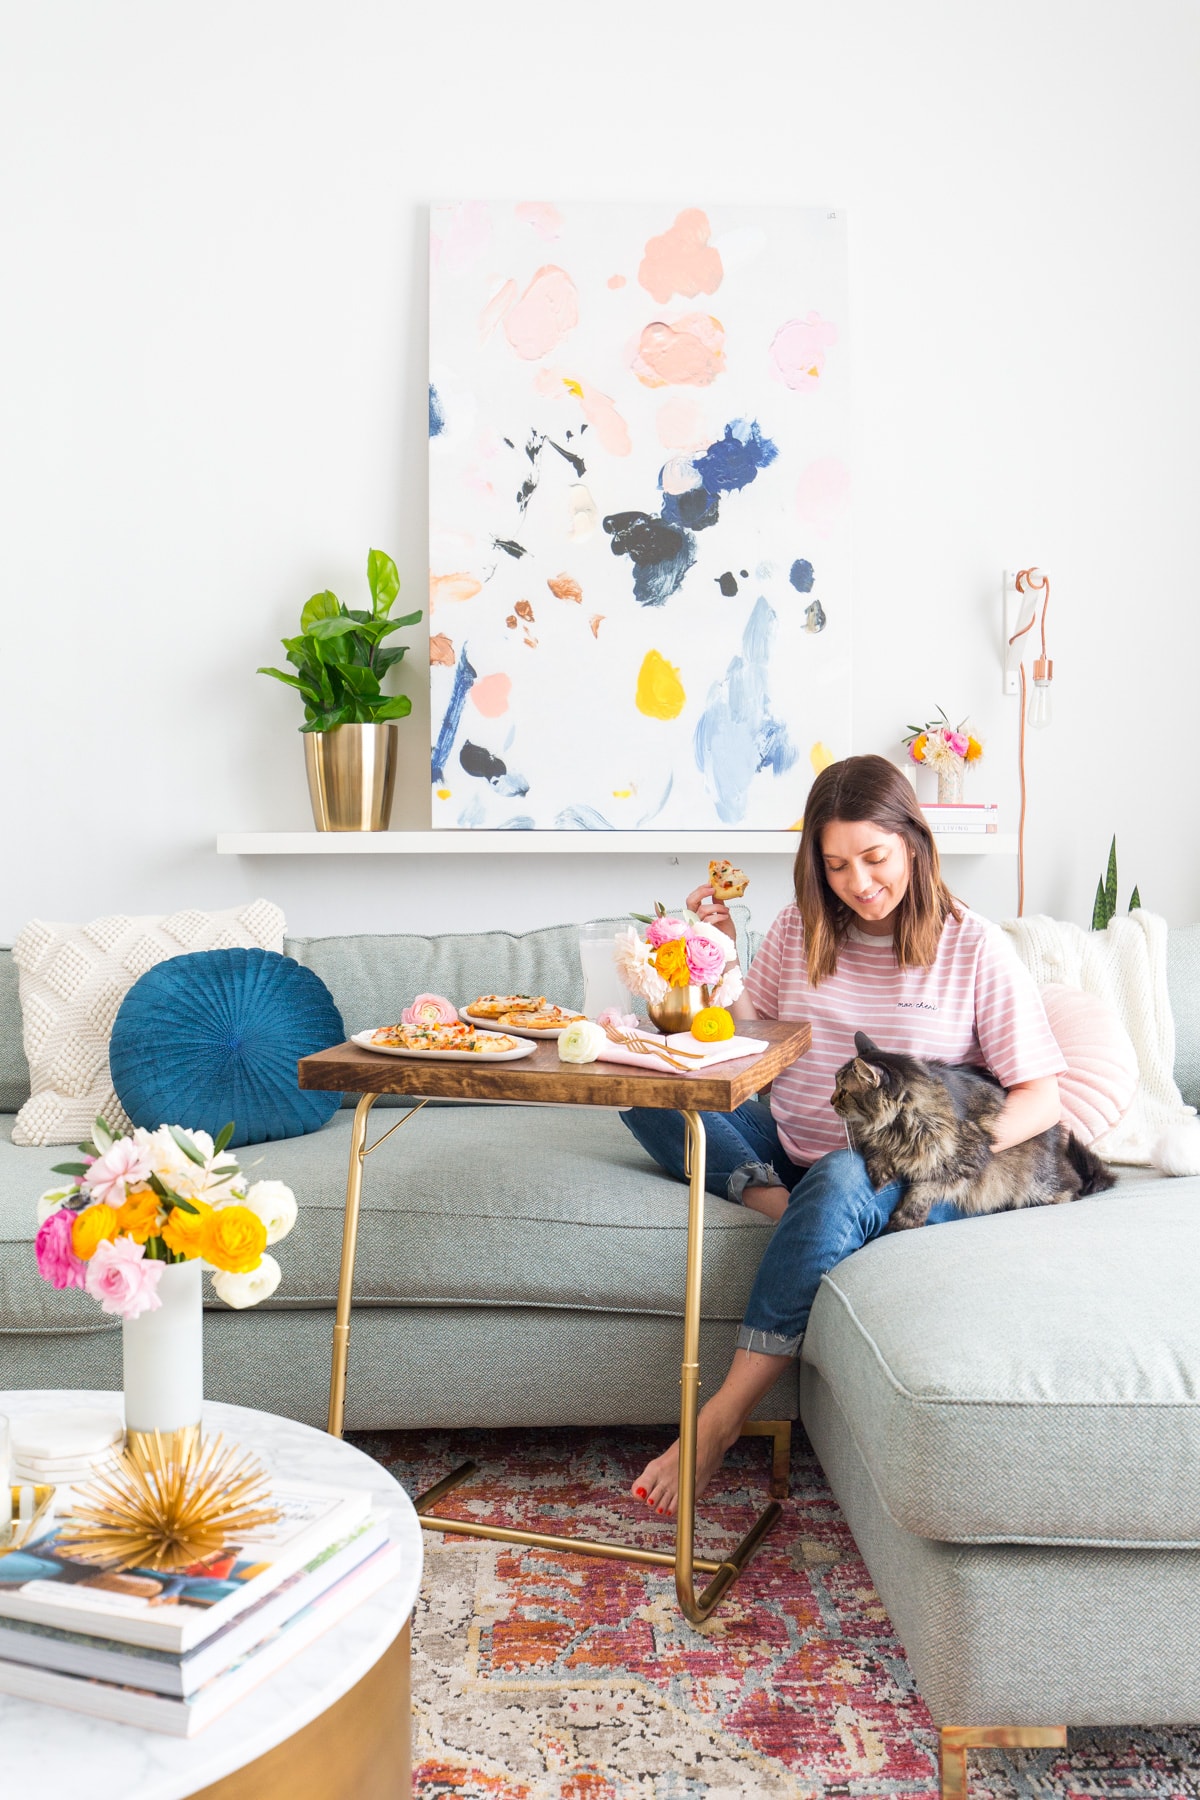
xmin=615 ymin=903 xmax=742 ymax=1032
xmin=902 ymin=708 xmax=983 ymax=804
xmin=37 ymin=1118 xmax=296 ymax=1315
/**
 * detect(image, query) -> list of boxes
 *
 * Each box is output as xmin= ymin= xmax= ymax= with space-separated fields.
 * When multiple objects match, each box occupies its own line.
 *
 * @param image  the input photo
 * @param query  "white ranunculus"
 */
xmin=612 ymin=925 xmax=668 ymax=1003
xmin=37 ymin=1188 xmax=74 ymax=1224
xmin=210 ymin=1253 xmax=282 ymax=1310
xmin=133 ymin=1125 xmax=240 ymax=1203
xmin=240 ymin=1180 xmax=297 ymax=1244
xmin=711 ymin=965 xmax=745 ymax=1007
xmin=558 ymin=1019 xmax=608 ymax=1065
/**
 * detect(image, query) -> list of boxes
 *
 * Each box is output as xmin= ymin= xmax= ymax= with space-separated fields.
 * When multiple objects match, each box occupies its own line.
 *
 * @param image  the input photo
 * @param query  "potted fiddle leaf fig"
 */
xmin=258 ymin=550 xmax=421 ymax=831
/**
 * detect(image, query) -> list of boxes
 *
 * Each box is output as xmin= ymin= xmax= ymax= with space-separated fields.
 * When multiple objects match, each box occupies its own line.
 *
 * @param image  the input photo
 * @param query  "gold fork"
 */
xmin=601 ymin=1023 xmax=705 ymax=1072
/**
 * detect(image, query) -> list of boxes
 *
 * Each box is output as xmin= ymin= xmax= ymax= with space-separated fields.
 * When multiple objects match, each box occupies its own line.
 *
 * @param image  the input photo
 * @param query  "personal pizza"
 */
xmin=708 ymin=858 xmax=749 ymax=901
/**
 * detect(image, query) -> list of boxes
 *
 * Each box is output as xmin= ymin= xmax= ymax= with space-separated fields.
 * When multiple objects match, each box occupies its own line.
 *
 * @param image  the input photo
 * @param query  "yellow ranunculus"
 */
xmin=161 ymin=1197 xmax=214 ymax=1259
xmin=72 ymin=1203 xmax=120 ymax=1261
xmin=652 ymin=938 xmax=691 ymax=988
xmin=965 ymin=734 xmax=984 ymax=762
xmin=203 ymin=1205 xmax=268 ymax=1275
xmin=116 ymin=1187 xmax=164 ymax=1245
xmin=910 ymin=732 xmax=928 ymax=764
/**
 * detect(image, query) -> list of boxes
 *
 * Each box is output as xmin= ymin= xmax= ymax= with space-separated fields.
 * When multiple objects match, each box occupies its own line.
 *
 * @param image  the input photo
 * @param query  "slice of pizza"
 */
xmin=708 ymin=858 xmax=749 ymax=901
xmin=465 ymin=994 xmax=546 ymax=1019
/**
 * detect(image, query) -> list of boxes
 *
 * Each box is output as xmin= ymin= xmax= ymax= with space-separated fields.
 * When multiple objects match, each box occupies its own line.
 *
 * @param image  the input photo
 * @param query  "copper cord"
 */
xmin=1010 ymin=568 xmax=1052 ymax=917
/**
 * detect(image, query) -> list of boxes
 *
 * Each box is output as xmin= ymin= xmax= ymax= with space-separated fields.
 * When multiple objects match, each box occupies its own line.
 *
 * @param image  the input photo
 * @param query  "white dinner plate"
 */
xmin=457 ymin=1005 xmax=584 ymax=1040
xmin=352 ymin=1030 xmax=537 ymax=1063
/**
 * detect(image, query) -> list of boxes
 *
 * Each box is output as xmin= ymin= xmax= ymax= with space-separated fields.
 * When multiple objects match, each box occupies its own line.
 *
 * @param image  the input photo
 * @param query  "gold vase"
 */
xmin=304 ymin=723 xmax=398 ymax=831
xmin=646 ymin=984 xmax=712 ymax=1034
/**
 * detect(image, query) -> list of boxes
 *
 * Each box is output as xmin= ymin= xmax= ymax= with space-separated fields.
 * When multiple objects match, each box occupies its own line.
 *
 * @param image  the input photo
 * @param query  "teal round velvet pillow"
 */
xmin=109 ymin=948 xmax=344 ymax=1146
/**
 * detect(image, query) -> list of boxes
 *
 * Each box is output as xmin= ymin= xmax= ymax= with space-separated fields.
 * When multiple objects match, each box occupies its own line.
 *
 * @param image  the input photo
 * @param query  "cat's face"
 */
xmin=831 ymin=1032 xmax=915 ymax=1130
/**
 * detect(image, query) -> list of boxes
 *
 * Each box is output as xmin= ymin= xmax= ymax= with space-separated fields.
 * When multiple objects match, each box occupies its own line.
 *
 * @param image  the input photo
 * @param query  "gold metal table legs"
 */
xmin=939 ymin=1726 xmax=1067 ymax=1799
xmin=326 ymin=1098 xmax=783 ymax=1622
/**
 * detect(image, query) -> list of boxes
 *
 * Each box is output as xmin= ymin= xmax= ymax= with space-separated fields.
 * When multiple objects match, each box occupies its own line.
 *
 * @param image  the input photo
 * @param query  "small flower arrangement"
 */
xmin=616 ymin=904 xmax=743 ymax=1007
xmin=902 ymin=708 xmax=984 ymax=774
xmin=36 ymin=1119 xmax=297 ymax=1317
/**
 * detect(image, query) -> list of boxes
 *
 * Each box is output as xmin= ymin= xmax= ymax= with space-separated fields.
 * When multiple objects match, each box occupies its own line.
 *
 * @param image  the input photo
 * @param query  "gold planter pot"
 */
xmin=647 ymin=984 xmax=712 ymax=1035
xmin=304 ymin=723 xmax=398 ymax=832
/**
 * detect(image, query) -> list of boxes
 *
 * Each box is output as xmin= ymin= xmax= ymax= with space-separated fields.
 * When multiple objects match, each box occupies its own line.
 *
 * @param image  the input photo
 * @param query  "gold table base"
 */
xmin=327 ymin=1093 xmax=783 ymax=1623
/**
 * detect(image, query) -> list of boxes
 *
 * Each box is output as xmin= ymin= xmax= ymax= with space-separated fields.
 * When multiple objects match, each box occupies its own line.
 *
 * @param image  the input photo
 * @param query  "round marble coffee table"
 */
xmin=0 ymin=1391 xmax=422 ymax=1800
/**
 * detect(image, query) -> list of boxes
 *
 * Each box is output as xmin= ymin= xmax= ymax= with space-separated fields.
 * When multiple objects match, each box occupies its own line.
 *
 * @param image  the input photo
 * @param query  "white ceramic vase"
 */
xmin=122 ymin=1259 xmax=204 ymax=1440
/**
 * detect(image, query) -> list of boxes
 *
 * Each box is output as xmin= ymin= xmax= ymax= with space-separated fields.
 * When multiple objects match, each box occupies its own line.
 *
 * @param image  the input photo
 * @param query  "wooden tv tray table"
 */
xmin=298 ymin=1020 xmax=811 ymax=1624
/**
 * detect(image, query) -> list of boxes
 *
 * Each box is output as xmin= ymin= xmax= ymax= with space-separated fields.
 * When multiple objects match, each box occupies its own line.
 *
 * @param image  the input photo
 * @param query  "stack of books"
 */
xmin=921 ymin=802 xmax=1000 ymax=835
xmin=0 ymin=1478 xmax=401 ymax=1734
xmin=10 ymin=1409 xmax=126 ymax=1487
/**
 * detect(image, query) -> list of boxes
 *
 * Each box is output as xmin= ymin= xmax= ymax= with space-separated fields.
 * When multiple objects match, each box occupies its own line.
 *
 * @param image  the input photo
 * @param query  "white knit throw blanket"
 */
xmin=1001 ymin=910 xmax=1195 ymax=1164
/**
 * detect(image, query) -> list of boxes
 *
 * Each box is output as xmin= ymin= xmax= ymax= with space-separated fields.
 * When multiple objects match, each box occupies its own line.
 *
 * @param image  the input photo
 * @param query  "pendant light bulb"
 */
xmin=1028 ymin=656 xmax=1053 ymax=730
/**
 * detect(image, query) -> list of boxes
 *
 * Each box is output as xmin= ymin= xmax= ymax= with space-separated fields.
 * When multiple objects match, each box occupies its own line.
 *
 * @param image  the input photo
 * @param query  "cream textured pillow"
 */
xmin=10 ymin=901 xmax=286 ymax=1146
xmin=1039 ymin=981 xmax=1139 ymax=1145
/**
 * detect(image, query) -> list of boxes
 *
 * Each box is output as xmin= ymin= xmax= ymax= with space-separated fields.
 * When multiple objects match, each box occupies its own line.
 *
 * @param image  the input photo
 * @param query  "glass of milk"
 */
xmin=578 ymin=922 xmax=631 ymax=1020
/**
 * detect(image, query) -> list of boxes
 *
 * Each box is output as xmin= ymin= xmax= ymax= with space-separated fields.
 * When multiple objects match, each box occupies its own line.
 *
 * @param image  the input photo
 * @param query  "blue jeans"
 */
xmin=620 ymin=1101 xmax=962 ymax=1357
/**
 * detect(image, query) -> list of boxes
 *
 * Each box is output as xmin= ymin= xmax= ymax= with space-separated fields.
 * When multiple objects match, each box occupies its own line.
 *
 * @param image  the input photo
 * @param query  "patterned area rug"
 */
xmin=350 ymin=1425 xmax=1200 ymax=1799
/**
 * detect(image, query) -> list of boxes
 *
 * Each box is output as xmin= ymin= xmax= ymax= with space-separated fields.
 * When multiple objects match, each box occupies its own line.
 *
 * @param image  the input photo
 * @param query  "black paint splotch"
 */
xmin=516 ymin=430 xmax=546 ymax=513
xmin=493 ymin=537 xmax=528 ymax=559
xmin=603 ymin=511 xmax=697 ymax=607
xmin=459 ymin=740 xmax=530 ymax=797
xmin=717 ymin=572 xmax=739 ymax=597
xmin=789 ymin=558 xmax=815 ymax=593
xmin=661 ymin=485 xmax=720 ymax=532
xmin=548 ymin=438 xmax=586 ymax=477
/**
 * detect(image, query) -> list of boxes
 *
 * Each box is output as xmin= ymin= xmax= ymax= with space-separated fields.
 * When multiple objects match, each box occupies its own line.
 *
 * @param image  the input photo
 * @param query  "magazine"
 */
xmin=0 ymin=1481 xmax=370 ymax=1653
xmin=0 ymin=1520 xmax=387 ymax=1695
xmin=0 ymin=1540 xmax=405 ymax=1735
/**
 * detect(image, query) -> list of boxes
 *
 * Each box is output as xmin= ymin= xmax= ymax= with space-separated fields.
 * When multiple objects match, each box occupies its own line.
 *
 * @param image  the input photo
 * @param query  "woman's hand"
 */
xmin=685 ymin=880 xmax=736 ymax=942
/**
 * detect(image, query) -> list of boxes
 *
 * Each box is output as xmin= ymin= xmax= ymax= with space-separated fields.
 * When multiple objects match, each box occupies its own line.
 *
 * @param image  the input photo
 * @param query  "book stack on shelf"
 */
xmin=921 ymin=803 xmax=999 ymax=835
xmin=0 ymin=1477 xmax=401 ymax=1735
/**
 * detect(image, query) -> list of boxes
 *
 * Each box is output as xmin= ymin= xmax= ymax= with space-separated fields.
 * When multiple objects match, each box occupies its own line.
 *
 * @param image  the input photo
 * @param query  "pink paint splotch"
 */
xmin=479 ymin=278 xmax=517 ymax=344
xmin=535 ymin=368 xmax=632 ymax=457
xmin=795 ymin=458 xmax=851 ymax=536
xmin=515 ymin=202 xmax=563 ymax=241
xmin=638 ymin=209 xmax=723 ymax=304
xmin=503 ymin=266 xmax=579 ymax=361
xmin=470 ymin=673 xmax=512 ymax=717
xmin=771 ymin=313 xmax=838 ymax=391
xmin=631 ymin=315 xmax=726 ymax=389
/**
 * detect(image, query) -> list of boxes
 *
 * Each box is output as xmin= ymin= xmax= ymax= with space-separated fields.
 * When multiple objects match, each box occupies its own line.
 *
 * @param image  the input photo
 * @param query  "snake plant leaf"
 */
xmin=1129 ymin=884 xmax=1142 ymax=911
xmin=1104 ymin=837 xmax=1118 ymax=919
xmin=1091 ymin=878 xmax=1110 ymax=932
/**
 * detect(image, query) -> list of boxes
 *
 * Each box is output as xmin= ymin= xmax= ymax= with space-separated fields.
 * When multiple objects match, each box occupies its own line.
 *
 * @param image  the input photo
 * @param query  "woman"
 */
xmin=621 ymin=754 xmax=1066 ymax=1515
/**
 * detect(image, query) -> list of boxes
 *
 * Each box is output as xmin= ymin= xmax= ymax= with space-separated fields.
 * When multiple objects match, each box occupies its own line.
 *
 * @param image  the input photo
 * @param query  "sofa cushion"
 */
xmin=1168 ymin=923 xmax=1200 ymax=1111
xmin=0 ymin=951 xmax=30 ymax=1113
xmin=802 ymin=1176 xmax=1200 ymax=1549
xmin=0 ymin=1109 xmax=772 ymax=1332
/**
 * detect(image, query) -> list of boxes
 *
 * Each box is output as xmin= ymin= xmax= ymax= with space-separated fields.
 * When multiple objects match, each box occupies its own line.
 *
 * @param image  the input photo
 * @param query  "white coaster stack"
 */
xmin=10 ymin=1409 xmax=125 ymax=1487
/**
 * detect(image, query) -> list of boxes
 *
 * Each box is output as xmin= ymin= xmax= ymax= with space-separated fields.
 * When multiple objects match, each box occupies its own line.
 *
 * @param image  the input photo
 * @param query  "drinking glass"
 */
xmin=578 ymin=922 xmax=630 ymax=1020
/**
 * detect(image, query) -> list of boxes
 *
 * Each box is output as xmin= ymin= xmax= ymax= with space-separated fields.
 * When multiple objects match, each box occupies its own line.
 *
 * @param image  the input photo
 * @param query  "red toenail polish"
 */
xmin=635 ymin=1486 xmax=646 ymax=1497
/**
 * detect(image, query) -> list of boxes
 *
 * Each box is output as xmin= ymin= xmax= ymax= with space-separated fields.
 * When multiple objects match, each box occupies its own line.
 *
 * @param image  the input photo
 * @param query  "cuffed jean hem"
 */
xmin=736 ymin=1323 xmax=803 ymax=1358
xmin=725 ymin=1160 xmax=781 ymax=1206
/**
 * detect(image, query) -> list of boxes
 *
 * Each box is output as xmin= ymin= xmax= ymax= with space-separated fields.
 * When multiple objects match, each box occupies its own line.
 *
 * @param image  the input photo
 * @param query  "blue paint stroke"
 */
xmin=693 ymin=597 xmax=798 ymax=824
xmin=496 ymin=816 xmax=536 ymax=829
xmin=693 ymin=419 xmax=778 ymax=495
xmin=431 ymin=643 xmax=477 ymax=783
xmin=494 ymin=772 xmax=530 ymax=797
xmin=429 ymin=383 xmax=445 ymax=438
xmin=660 ymin=485 xmax=720 ymax=532
xmin=457 ymin=794 xmax=485 ymax=828
xmin=789 ymin=558 xmax=815 ymax=593
xmin=555 ymin=805 xmax=614 ymax=830
xmin=636 ymin=771 xmax=673 ymax=827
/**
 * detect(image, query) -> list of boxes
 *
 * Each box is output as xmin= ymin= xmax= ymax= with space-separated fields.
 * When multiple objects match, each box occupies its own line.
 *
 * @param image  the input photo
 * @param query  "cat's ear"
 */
xmin=852 ymin=1057 xmax=881 ymax=1088
xmin=854 ymin=1031 xmax=881 ymax=1059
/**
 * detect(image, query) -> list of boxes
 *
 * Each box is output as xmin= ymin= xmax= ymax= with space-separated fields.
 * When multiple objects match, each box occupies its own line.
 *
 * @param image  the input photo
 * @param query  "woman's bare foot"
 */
xmin=631 ymin=1395 xmax=742 ymax=1516
xmin=742 ymin=1183 xmax=789 ymax=1222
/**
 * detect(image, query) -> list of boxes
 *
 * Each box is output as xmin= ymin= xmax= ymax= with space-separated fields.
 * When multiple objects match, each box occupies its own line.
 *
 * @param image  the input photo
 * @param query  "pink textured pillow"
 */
xmin=1039 ymin=982 xmax=1139 ymax=1143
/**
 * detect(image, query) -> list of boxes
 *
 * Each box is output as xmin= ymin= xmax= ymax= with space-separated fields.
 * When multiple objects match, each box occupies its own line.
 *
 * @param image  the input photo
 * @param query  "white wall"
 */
xmin=3 ymin=0 xmax=1197 ymax=943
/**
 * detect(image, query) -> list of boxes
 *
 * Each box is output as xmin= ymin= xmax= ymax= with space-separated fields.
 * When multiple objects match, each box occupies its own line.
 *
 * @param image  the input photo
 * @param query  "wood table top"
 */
xmin=297 ymin=1019 xmax=811 ymax=1113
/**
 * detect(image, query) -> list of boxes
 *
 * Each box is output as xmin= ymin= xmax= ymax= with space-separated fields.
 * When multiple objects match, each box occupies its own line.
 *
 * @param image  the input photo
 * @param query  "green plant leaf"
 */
xmin=169 ymin=1125 xmax=207 ymax=1166
xmin=301 ymin=706 xmax=354 ymax=733
xmin=1129 ymin=884 xmax=1142 ymax=911
xmin=1091 ymin=878 xmax=1110 ymax=932
xmin=367 ymin=549 xmax=400 ymax=619
xmin=166 ymin=1193 xmax=200 ymax=1216
xmin=258 ymin=666 xmax=310 ymax=692
xmin=1105 ymin=836 xmax=1118 ymax=919
xmin=213 ymin=1121 xmax=235 ymax=1155
xmin=337 ymin=664 xmax=382 ymax=697
xmin=92 ymin=1116 xmax=114 ymax=1151
xmin=300 ymin=590 xmax=342 ymax=631
xmin=372 ymin=645 xmax=409 ymax=673
xmin=50 ymin=1162 xmax=90 ymax=1177
xmin=307 ymin=616 xmax=361 ymax=641
xmin=374 ymin=609 xmax=422 ymax=636
xmin=372 ymin=693 xmax=413 ymax=720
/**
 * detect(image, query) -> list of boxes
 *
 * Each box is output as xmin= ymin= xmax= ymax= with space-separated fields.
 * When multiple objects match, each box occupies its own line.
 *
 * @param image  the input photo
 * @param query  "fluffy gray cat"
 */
xmin=831 ymin=1031 xmax=1115 ymax=1230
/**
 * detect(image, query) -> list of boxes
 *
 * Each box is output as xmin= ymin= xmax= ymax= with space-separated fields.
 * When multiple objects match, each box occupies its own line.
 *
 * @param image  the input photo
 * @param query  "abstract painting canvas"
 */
xmin=428 ymin=201 xmax=850 ymax=831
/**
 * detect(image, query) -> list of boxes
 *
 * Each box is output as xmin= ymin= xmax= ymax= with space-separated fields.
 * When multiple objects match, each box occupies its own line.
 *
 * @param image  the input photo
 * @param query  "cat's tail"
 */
xmin=1064 ymin=1131 xmax=1117 ymax=1196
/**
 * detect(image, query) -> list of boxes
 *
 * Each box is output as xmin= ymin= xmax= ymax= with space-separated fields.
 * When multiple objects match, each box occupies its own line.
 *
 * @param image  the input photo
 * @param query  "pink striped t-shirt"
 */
xmin=744 ymin=904 xmax=1067 ymax=1165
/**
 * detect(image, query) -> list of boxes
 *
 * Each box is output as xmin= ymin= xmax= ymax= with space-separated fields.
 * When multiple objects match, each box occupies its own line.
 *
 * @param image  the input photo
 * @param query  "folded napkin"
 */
xmin=596 ymin=1032 xmax=769 ymax=1075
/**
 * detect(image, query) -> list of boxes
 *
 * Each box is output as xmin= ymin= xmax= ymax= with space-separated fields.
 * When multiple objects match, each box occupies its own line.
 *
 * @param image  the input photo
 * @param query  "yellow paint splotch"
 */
xmin=436 ymin=789 xmax=452 ymax=801
xmin=635 ymin=649 xmax=686 ymax=720
xmin=810 ymin=741 xmax=835 ymax=776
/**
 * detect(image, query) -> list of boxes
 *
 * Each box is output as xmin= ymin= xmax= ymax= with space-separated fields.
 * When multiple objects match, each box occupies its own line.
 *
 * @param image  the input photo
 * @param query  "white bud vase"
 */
xmin=122 ymin=1259 xmax=204 ymax=1453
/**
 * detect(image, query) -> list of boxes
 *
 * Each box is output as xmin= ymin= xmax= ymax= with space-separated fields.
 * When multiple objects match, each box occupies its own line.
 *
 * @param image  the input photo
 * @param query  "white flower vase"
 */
xmin=122 ymin=1259 xmax=204 ymax=1455
xmin=937 ymin=757 xmax=966 ymax=804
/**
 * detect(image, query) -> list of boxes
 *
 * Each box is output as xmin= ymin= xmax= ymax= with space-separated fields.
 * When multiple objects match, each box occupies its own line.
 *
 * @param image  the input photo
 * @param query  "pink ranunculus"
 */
xmin=945 ymin=730 xmax=970 ymax=757
xmin=684 ymin=932 xmax=727 ymax=985
xmin=644 ymin=915 xmax=688 ymax=948
xmin=85 ymin=1237 xmax=164 ymax=1319
xmin=83 ymin=1136 xmax=152 ymax=1207
xmin=35 ymin=1207 xmax=88 ymax=1290
xmin=597 ymin=1007 xmax=640 ymax=1032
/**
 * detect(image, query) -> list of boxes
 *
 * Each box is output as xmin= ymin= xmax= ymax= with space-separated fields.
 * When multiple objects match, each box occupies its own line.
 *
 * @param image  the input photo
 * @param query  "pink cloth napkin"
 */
xmin=595 ymin=1032 xmax=769 ymax=1075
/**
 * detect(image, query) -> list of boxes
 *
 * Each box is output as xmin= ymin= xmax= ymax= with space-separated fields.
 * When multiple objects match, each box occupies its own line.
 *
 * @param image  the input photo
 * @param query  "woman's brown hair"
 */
xmin=795 ymin=754 xmax=962 ymax=985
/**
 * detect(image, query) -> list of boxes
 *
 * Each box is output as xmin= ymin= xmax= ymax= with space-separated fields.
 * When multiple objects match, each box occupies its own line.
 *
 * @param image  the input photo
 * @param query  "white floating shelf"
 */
xmin=217 ymin=831 xmax=1018 ymax=857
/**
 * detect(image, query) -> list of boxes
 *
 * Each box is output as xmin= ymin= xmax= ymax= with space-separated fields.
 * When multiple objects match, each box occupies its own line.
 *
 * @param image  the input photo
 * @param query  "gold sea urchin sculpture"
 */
xmin=56 ymin=1431 xmax=282 ymax=1572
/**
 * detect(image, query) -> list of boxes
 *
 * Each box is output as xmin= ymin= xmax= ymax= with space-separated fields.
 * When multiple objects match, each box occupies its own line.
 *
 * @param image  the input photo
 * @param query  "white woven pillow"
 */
xmin=11 ymin=901 xmax=286 ymax=1146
